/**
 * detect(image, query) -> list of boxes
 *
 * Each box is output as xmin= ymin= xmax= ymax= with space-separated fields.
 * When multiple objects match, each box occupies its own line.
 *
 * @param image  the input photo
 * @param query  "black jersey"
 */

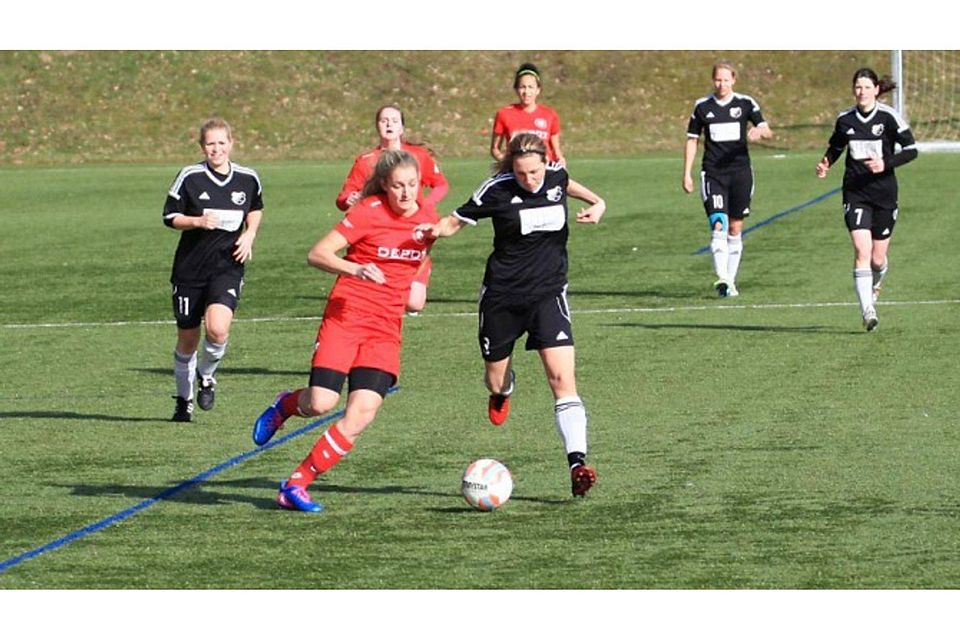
xmin=824 ymin=103 xmax=917 ymax=208
xmin=454 ymin=164 xmax=570 ymax=297
xmin=687 ymin=92 xmax=766 ymax=173
xmin=163 ymin=161 xmax=263 ymax=286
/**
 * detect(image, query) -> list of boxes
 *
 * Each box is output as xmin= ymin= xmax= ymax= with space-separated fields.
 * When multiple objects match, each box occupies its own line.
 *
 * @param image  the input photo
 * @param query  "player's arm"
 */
xmin=419 ymin=214 xmax=467 ymax=240
xmin=490 ymin=131 xmax=507 ymax=162
xmin=885 ymin=125 xmax=919 ymax=170
xmin=550 ymin=133 xmax=566 ymax=167
xmin=233 ymin=209 xmax=262 ymax=263
xmin=568 ymin=179 xmax=605 ymax=224
xmin=421 ymin=156 xmax=450 ymax=209
xmin=163 ymin=186 xmax=220 ymax=230
xmin=308 ymin=229 xmax=385 ymax=284
xmin=336 ymin=159 xmax=366 ymax=212
xmin=748 ymin=121 xmax=773 ymax=141
xmin=682 ymin=136 xmax=699 ymax=193
xmin=816 ymin=121 xmax=847 ymax=178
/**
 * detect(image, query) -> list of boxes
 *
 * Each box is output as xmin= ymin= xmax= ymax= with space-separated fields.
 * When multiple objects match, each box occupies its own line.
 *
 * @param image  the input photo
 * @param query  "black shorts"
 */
xmin=478 ymin=285 xmax=574 ymax=362
xmin=171 ymin=271 xmax=244 ymax=329
xmin=701 ymin=167 xmax=754 ymax=221
xmin=844 ymin=201 xmax=898 ymax=240
xmin=309 ymin=366 xmax=395 ymax=398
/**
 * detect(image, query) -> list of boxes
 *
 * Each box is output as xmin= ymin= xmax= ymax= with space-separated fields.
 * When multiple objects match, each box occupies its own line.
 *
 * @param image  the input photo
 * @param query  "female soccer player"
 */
xmin=336 ymin=104 xmax=448 ymax=314
xmin=683 ymin=61 xmax=773 ymax=298
xmin=490 ymin=62 xmax=565 ymax=166
xmin=252 ymin=150 xmax=439 ymax=513
xmin=163 ymin=118 xmax=263 ymax=422
xmin=816 ymin=68 xmax=918 ymax=331
xmin=422 ymin=133 xmax=605 ymax=498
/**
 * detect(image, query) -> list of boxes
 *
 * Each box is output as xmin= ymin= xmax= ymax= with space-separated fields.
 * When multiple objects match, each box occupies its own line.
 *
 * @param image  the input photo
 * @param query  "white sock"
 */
xmin=197 ymin=338 xmax=226 ymax=384
xmin=555 ymin=395 xmax=587 ymax=455
xmin=854 ymin=269 xmax=874 ymax=315
xmin=727 ymin=234 xmax=743 ymax=283
xmin=174 ymin=350 xmax=196 ymax=400
xmin=710 ymin=230 xmax=729 ymax=281
xmin=872 ymin=260 xmax=888 ymax=290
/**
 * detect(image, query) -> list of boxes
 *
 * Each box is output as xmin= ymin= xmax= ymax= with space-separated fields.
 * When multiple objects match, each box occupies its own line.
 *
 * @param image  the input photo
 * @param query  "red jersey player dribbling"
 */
xmin=251 ymin=150 xmax=440 ymax=513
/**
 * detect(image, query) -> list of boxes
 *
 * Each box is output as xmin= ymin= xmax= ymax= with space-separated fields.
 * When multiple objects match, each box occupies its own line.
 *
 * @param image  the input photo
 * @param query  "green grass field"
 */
xmin=1 ymin=151 xmax=959 ymax=595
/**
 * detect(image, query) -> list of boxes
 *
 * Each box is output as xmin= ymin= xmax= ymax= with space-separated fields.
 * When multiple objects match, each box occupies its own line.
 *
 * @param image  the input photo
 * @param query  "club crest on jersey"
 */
xmin=534 ymin=117 xmax=548 ymax=129
xmin=231 ymin=191 xmax=247 ymax=206
xmin=729 ymin=107 xmax=742 ymax=119
xmin=872 ymin=124 xmax=885 ymax=136
xmin=546 ymin=186 xmax=564 ymax=202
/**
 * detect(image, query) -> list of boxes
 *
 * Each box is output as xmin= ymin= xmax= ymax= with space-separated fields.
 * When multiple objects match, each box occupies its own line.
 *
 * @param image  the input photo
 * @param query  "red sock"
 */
xmin=287 ymin=424 xmax=353 ymax=489
xmin=279 ymin=389 xmax=304 ymax=418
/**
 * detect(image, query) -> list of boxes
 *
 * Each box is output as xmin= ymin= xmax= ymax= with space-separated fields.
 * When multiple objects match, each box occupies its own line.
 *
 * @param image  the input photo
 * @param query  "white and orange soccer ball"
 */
xmin=461 ymin=458 xmax=513 ymax=511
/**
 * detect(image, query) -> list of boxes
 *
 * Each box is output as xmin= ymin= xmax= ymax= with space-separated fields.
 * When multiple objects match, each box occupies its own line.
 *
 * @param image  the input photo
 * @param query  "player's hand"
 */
xmin=346 ymin=192 xmax=361 ymax=207
xmin=233 ymin=231 xmax=255 ymax=263
xmin=415 ymin=223 xmax=440 ymax=239
xmin=576 ymin=200 xmax=605 ymax=224
xmin=815 ymin=158 xmax=830 ymax=178
xmin=198 ymin=211 xmax=220 ymax=229
xmin=355 ymin=263 xmax=386 ymax=284
xmin=682 ymin=175 xmax=695 ymax=193
xmin=864 ymin=157 xmax=885 ymax=174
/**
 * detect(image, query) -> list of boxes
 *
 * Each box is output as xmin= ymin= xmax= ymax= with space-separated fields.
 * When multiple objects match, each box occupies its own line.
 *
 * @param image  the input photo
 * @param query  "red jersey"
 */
xmin=335 ymin=143 xmax=447 ymax=211
xmin=493 ymin=104 xmax=562 ymax=161
xmin=327 ymin=194 xmax=439 ymax=322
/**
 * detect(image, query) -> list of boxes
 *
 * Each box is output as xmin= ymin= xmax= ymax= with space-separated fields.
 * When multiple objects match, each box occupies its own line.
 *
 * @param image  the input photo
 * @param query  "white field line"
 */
xmin=3 ymin=299 xmax=959 ymax=330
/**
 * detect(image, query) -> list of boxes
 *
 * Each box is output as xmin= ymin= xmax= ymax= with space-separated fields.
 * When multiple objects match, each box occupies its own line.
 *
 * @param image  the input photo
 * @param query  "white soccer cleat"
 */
xmin=726 ymin=283 xmax=740 ymax=297
xmin=863 ymin=309 xmax=879 ymax=332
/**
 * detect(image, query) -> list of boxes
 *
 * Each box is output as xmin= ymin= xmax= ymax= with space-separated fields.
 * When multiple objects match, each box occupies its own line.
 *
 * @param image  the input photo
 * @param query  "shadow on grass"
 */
xmin=130 ymin=366 xmax=305 ymax=377
xmin=605 ymin=321 xmax=856 ymax=334
xmin=58 ymin=477 xmax=566 ymax=511
xmin=0 ymin=411 xmax=160 ymax=423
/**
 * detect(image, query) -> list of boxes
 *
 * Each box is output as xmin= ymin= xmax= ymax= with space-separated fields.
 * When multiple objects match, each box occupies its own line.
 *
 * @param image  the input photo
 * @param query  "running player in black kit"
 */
xmin=683 ymin=62 xmax=773 ymax=297
xmin=421 ymin=133 xmax=605 ymax=497
xmin=816 ymin=68 xmax=918 ymax=331
xmin=163 ymin=118 xmax=264 ymax=422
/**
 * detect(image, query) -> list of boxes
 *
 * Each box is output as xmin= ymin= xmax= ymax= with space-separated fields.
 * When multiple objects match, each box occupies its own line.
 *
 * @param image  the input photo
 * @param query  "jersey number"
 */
xmin=711 ymin=194 xmax=724 ymax=210
xmin=177 ymin=296 xmax=190 ymax=317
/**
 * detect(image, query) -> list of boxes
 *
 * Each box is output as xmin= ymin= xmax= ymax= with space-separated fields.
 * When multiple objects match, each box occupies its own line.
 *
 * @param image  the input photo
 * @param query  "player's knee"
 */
xmin=708 ymin=212 xmax=729 ymax=233
xmin=303 ymin=390 xmax=338 ymax=417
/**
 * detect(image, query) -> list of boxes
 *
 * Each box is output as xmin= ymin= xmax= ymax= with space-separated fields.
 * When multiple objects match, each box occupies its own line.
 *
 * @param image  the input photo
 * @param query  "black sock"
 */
xmin=567 ymin=451 xmax=586 ymax=469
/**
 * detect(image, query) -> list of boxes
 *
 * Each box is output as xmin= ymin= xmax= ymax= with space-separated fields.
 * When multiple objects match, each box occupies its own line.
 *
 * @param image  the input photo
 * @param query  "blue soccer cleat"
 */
xmin=276 ymin=480 xmax=324 ymax=513
xmin=252 ymin=391 xmax=293 ymax=446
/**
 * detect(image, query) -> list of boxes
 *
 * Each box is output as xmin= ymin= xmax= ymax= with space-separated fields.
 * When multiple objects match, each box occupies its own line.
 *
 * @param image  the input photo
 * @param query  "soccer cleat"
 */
xmin=872 ymin=283 xmax=882 ymax=304
xmin=487 ymin=370 xmax=516 ymax=426
xmin=726 ymin=283 xmax=740 ymax=298
xmin=714 ymin=279 xmax=731 ymax=297
xmin=252 ymin=391 xmax=293 ymax=445
xmin=171 ymin=396 xmax=193 ymax=423
xmin=197 ymin=378 xmax=216 ymax=411
xmin=276 ymin=480 xmax=324 ymax=513
xmin=863 ymin=309 xmax=879 ymax=332
xmin=571 ymin=464 xmax=597 ymax=497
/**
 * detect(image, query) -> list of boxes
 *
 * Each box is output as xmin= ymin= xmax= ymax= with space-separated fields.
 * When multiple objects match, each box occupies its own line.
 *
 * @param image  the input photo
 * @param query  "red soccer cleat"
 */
xmin=571 ymin=464 xmax=597 ymax=497
xmin=487 ymin=393 xmax=511 ymax=426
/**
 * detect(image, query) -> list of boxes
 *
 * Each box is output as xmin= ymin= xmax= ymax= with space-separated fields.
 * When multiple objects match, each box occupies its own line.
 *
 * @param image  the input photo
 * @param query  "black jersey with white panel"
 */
xmin=687 ymin=93 xmax=766 ymax=174
xmin=163 ymin=161 xmax=263 ymax=286
xmin=454 ymin=164 xmax=570 ymax=298
xmin=824 ymin=103 xmax=917 ymax=208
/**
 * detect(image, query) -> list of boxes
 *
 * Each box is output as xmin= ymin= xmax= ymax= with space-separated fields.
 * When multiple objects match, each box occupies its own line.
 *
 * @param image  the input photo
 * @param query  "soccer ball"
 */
xmin=461 ymin=458 xmax=513 ymax=511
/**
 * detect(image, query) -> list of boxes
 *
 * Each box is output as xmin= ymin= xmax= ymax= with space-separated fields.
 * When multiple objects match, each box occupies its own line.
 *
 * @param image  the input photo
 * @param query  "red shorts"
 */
xmin=411 ymin=255 xmax=432 ymax=288
xmin=311 ymin=310 xmax=402 ymax=378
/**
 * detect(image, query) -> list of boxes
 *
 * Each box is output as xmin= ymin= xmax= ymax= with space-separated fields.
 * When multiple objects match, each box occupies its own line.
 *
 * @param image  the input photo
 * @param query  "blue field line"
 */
xmin=692 ymin=187 xmax=842 ymax=255
xmin=0 ymin=387 xmax=398 ymax=576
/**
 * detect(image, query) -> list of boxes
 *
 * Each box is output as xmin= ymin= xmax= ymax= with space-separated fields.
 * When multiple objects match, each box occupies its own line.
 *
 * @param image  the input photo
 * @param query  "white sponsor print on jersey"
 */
xmin=377 ymin=247 xmax=426 ymax=261
xmin=231 ymin=191 xmax=247 ymax=206
xmin=709 ymin=122 xmax=741 ymax=142
xmin=519 ymin=204 xmax=566 ymax=235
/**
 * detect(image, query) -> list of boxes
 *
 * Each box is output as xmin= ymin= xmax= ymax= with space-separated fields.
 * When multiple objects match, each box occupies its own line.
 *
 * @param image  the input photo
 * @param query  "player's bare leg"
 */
xmin=484 ymin=356 xmax=515 ymax=426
